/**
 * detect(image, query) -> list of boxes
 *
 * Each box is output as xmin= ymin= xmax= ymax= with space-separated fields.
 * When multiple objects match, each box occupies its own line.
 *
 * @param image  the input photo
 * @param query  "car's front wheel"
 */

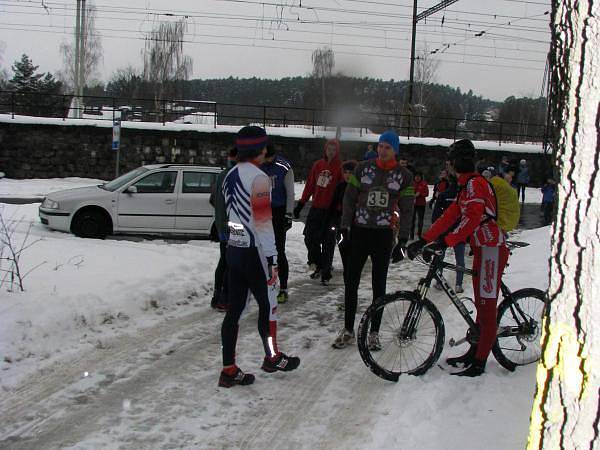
xmin=71 ymin=208 xmax=111 ymax=239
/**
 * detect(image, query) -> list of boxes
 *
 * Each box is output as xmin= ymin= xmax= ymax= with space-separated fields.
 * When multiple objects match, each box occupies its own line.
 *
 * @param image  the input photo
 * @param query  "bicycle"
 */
xmin=357 ymin=241 xmax=548 ymax=382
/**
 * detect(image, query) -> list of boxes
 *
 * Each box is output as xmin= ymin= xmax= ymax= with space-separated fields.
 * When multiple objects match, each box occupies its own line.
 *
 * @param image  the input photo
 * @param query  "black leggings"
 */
xmin=411 ymin=205 xmax=426 ymax=239
xmin=272 ymin=206 xmax=289 ymax=289
xmin=344 ymin=227 xmax=394 ymax=333
xmin=221 ymin=246 xmax=273 ymax=366
xmin=304 ymin=207 xmax=334 ymax=270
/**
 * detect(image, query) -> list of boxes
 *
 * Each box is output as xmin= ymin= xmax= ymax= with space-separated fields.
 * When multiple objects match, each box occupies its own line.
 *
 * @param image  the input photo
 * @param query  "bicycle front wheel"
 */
xmin=492 ymin=288 xmax=547 ymax=370
xmin=357 ymin=291 xmax=445 ymax=381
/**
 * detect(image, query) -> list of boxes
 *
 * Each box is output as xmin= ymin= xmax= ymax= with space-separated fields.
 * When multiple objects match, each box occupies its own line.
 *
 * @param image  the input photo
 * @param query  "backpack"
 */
xmin=464 ymin=175 xmax=521 ymax=233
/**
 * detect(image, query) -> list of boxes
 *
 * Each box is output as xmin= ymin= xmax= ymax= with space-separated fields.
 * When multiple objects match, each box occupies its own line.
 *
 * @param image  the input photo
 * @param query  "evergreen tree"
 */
xmin=8 ymin=54 xmax=63 ymax=116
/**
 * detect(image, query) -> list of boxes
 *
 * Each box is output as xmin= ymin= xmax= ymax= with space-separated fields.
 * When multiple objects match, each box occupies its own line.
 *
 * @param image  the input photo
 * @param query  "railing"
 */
xmin=0 ymin=90 xmax=547 ymax=146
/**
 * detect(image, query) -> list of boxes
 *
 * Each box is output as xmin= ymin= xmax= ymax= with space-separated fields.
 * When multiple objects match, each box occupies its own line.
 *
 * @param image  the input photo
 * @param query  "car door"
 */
xmin=117 ymin=171 xmax=178 ymax=230
xmin=175 ymin=170 xmax=217 ymax=233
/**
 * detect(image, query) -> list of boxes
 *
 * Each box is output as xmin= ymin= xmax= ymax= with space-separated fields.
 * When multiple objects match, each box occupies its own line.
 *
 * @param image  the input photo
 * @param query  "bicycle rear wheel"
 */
xmin=492 ymin=288 xmax=547 ymax=370
xmin=357 ymin=291 xmax=445 ymax=381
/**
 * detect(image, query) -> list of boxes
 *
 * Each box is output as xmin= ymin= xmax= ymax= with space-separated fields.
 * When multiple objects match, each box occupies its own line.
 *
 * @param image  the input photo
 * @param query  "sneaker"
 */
xmin=310 ymin=268 xmax=321 ymax=279
xmin=218 ymin=367 xmax=255 ymax=388
xmin=261 ymin=352 xmax=301 ymax=373
xmin=455 ymin=285 xmax=464 ymax=294
xmin=451 ymin=359 xmax=486 ymax=377
xmin=332 ymin=329 xmax=355 ymax=349
xmin=367 ymin=332 xmax=382 ymax=351
xmin=446 ymin=345 xmax=476 ymax=367
xmin=277 ymin=290 xmax=289 ymax=304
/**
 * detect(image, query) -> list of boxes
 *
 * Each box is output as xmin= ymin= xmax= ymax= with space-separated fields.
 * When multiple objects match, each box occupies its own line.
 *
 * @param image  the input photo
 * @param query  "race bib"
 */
xmin=228 ymin=221 xmax=250 ymax=248
xmin=366 ymin=189 xmax=390 ymax=208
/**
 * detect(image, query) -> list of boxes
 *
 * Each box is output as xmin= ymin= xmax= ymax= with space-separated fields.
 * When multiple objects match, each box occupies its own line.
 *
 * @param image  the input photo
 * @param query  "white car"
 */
xmin=39 ymin=164 xmax=222 ymax=239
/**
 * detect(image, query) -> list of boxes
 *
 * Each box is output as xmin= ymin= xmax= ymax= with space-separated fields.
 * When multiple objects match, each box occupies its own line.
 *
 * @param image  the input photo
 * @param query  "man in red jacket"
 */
xmin=410 ymin=172 xmax=429 ymax=240
xmin=294 ymin=139 xmax=343 ymax=279
xmin=407 ymin=139 xmax=509 ymax=377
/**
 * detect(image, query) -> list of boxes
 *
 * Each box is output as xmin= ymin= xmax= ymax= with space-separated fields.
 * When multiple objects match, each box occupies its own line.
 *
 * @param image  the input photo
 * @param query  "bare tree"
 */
xmin=527 ymin=0 xmax=599 ymax=448
xmin=312 ymin=47 xmax=335 ymax=110
xmin=414 ymin=45 xmax=439 ymax=137
xmin=0 ymin=41 xmax=8 ymax=87
xmin=142 ymin=19 xmax=193 ymax=119
xmin=58 ymin=1 xmax=103 ymax=92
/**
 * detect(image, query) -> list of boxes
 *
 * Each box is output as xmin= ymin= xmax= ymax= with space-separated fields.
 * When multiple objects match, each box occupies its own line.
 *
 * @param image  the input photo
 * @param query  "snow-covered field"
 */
xmin=0 ymin=179 xmax=550 ymax=449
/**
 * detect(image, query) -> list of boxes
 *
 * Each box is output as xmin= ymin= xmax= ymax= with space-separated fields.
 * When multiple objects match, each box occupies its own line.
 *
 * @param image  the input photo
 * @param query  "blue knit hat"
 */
xmin=378 ymin=130 xmax=400 ymax=155
xmin=235 ymin=126 xmax=269 ymax=159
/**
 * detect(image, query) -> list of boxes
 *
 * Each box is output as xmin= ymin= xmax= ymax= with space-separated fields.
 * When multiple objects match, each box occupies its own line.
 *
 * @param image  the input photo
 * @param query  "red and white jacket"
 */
xmin=423 ymin=172 xmax=505 ymax=248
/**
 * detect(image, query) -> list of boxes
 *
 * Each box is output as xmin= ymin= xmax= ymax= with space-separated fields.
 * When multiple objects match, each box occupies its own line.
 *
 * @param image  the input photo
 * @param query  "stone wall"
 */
xmin=0 ymin=122 xmax=552 ymax=186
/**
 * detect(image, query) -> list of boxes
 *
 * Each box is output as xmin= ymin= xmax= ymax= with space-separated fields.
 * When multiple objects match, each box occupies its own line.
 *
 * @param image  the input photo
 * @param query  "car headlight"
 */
xmin=41 ymin=198 xmax=60 ymax=209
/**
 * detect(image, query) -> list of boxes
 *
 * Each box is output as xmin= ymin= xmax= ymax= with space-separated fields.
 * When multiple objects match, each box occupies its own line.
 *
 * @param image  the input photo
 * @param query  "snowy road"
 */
xmin=1 ymin=259 xmax=541 ymax=450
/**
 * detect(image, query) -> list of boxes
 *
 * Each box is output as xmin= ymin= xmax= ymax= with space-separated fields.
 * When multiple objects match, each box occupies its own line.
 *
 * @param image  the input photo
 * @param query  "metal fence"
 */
xmin=0 ymin=90 xmax=547 ymax=146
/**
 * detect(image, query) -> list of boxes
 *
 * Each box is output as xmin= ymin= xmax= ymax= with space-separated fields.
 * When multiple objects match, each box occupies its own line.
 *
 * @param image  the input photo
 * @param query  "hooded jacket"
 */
xmin=299 ymin=139 xmax=343 ymax=209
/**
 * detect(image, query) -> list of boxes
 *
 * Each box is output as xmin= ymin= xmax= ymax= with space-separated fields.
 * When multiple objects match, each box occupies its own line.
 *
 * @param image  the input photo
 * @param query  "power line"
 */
xmin=0 ymin=24 xmax=545 ymax=71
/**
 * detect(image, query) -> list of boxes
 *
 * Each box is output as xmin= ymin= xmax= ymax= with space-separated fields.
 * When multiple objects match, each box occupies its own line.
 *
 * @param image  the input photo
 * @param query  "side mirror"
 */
xmin=125 ymin=185 xmax=138 ymax=194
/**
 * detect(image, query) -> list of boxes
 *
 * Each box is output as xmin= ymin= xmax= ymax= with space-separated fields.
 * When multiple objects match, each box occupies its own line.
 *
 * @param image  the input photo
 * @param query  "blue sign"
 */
xmin=112 ymin=119 xmax=121 ymax=150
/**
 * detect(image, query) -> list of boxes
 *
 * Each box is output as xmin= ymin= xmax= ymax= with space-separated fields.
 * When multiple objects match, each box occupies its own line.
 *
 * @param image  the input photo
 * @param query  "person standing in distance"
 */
xmin=332 ymin=130 xmax=414 ymax=350
xmin=294 ymin=139 xmax=343 ymax=279
xmin=219 ymin=126 xmax=300 ymax=388
xmin=261 ymin=144 xmax=295 ymax=304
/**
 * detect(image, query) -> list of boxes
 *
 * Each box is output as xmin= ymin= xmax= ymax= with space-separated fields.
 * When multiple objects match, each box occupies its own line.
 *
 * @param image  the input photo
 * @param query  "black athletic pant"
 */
xmin=320 ymin=225 xmax=337 ymax=276
xmin=344 ymin=227 xmax=394 ymax=334
xmin=517 ymin=183 xmax=527 ymax=203
xmin=272 ymin=206 xmax=289 ymax=290
xmin=212 ymin=241 xmax=228 ymax=306
xmin=221 ymin=246 xmax=272 ymax=366
xmin=304 ymin=207 xmax=333 ymax=270
xmin=411 ymin=205 xmax=426 ymax=240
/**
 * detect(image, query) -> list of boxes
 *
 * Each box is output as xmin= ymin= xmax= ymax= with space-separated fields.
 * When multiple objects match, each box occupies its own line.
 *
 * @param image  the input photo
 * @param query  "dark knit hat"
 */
xmin=235 ymin=126 xmax=268 ymax=159
xmin=342 ymin=160 xmax=358 ymax=172
xmin=378 ymin=130 xmax=400 ymax=154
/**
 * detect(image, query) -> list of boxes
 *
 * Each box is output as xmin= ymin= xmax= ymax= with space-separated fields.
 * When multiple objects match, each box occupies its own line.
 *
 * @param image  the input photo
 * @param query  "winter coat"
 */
xmin=299 ymin=139 xmax=343 ymax=209
xmin=541 ymin=184 xmax=556 ymax=203
xmin=516 ymin=165 xmax=530 ymax=184
xmin=413 ymin=179 xmax=429 ymax=207
xmin=261 ymin=155 xmax=295 ymax=214
xmin=424 ymin=172 xmax=505 ymax=248
xmin=341 ymin=158 xmax=414 ymax=241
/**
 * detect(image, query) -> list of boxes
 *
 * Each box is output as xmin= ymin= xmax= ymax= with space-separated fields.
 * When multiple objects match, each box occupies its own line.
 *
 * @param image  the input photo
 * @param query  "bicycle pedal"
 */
xmin=449 ymin=337 xmax=468 ymax=347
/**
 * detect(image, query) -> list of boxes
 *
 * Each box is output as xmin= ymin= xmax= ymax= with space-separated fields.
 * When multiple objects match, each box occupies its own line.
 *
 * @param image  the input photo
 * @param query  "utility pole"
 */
xmin=73 ymin=0 xmax=81 ymax=118
xmin=79 ymin=0 xmax=86 ymax=103
xmin=407 ymin=0 xmax=459 ymax=136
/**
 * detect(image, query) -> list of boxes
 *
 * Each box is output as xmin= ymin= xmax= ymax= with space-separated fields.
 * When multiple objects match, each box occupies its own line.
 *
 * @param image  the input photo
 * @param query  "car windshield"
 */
xmin=101 ymin=167 xmax=149 ymax=192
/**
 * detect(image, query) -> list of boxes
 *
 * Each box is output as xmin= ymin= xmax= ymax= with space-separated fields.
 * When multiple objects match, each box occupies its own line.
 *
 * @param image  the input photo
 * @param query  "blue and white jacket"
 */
xmin=222 ymin=162 xmax=277 ymax=263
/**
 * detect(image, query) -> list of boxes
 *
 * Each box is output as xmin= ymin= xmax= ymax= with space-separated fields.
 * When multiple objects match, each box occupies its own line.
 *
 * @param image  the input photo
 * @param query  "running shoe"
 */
xmin=367 ymin=332 xmax=382 ymax=351
xmin=261 ymin=352 xmax=301 ymax=373
xmin=332 ymin=329 xmax=355 ymax=349
xmin=218 ymin=368 xmax=255 ymax=388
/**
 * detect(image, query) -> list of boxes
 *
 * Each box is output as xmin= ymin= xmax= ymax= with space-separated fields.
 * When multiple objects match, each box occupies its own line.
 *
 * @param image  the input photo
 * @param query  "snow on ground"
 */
xmin=0 ymin=178 xmax=550 ymax=450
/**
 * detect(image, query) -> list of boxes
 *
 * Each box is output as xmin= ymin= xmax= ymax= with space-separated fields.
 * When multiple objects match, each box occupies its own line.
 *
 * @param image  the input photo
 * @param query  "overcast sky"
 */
xmin=0 ymin=0 xmax=551 ymax=101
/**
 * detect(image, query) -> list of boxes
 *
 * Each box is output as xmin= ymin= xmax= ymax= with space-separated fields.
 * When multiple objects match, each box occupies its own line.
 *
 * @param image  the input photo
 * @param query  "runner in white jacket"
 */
xmin=218 ymin=126 xmax=300 ymax=388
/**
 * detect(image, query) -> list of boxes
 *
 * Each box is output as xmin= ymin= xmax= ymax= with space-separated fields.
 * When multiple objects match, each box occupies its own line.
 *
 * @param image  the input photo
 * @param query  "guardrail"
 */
xmin=0 ymin=90 xmax=547 ymax=146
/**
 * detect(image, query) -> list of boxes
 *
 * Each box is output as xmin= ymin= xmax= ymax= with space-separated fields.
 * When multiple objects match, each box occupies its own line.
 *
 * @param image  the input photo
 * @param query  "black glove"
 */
xmin=422 ymin=240 xmax=447 ymax=262
xmin=284 ymin=213 xmax=293 ymax=231
xmin=406 ymin=238 xmax=427 ymax=260
xmin=391 ymin=239 xmax=407 ymax=263
xmin=293 ymin=201 xmax=305 ymax=219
